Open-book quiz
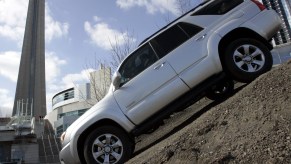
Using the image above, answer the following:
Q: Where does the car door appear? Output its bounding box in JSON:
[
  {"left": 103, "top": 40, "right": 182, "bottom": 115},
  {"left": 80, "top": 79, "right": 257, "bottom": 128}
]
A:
[
  {"left": 150, "top": 22, "right": 208, "bottom": 88},
  {"left": 113, "top": 43, "right": 189, "bottom": 125}
]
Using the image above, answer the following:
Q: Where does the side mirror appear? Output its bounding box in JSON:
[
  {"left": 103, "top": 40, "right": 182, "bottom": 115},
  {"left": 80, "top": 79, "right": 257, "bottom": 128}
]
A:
[{"left": 112, "top": 72, "right": 121, "bottom": 89}]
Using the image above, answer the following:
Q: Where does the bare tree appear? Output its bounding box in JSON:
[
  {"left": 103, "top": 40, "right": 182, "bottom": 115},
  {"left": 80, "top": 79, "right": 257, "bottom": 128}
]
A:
[
  {"left": 79, "top": 30, "right": 137, "bottom": 106},
  {"left": 79, "top": 58, "right": 112, "bottom": 106},
  {"left": 109, "top": 30, "right": 137, "bottom": 71},
  {"left": 161, "top": 0, "right": 201, "bottom": 24},
  {"left": 88, "top": 62, "right": 112, "bottom": 103},
  {"left": 176, "top": 0, "right": 192, "bottom": 15},
  {"left": 177, "top": 0, "right": 203, "bottom": 15}
]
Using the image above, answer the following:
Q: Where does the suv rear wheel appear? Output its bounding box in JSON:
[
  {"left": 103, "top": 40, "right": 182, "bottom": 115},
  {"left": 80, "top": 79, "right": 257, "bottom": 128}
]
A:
[
  {"left": 223, "top": 38, "right": 272, "bottom": 83},
  {"left": 83, "top": 126, "right": 133, "bottom": 164}
]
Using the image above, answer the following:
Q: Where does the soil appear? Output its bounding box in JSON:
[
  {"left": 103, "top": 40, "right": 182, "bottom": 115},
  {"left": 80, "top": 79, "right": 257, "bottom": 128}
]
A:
[{"left": 128, "top": 60, "right": 291, "bottom": 164}]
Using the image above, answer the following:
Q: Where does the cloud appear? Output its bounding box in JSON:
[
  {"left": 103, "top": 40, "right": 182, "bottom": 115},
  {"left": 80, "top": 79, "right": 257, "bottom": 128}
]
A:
[
  {"left": 0, "top": 0, "right": 28, "bottom": 43},
  {"left": 0, "top": 0, "right": 69, "bottom": 44},
  {"left": 0, "top": 88, "right": 13, "bottom": 117},
  {"left": 84, "top": 20, "right": 136, "bottom": 50},
  {"left": 45, "top": 53, "right": 92, "bottom": 93},
  {"left": 116, "top": 0, "right": 179, "bottom": 15},
  {"left": 0, "top": 51, "right": 21, "bottom": 82},
  {"left": 0, "top": 51, "right": 67, "bottom": 114},
  {"left": 44, "top": 52, "right": 68, "bottom": 112},
  {"left": 0, "top": 51, "right": 94, "bottom": 114},
  {"left": 93, "top": 16, "right": 102, "bottom": 22},
  {"left": 0, "top": 51, "right": 97, "bottom": 114},
  {"left": 61, "top": 69, "right": 94, "bottom": 88},
  {"left": 45, "top": 52, "right": 67, "bottom": 84},
  {"left": 45, "top": 3, "right": 69, "bottom": 43},
  {"left": 0, "top": 51, "right": 67, "bottom": 84}
]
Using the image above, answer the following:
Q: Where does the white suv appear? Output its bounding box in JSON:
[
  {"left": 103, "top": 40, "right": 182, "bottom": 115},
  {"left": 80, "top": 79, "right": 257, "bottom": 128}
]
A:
[{"left": 60, "top": 0, "right": 282, "bottom": 163}]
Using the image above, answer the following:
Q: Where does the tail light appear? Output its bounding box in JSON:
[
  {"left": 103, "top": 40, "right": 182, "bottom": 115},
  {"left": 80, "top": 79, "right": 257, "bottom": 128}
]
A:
[{"left": 251, "top": 0, "right": 266, "bottom": 11}]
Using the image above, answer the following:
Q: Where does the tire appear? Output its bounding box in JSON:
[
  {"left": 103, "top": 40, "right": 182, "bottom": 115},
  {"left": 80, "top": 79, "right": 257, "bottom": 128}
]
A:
[
  {"left": 83, "top": 126, "right": 133, "bottom": 164},
  {"left": 206, "top": 79, "right": 234, "bottom": 101},
  {"left": 223, "top": 38, "right": 273, "bottom": 83}
]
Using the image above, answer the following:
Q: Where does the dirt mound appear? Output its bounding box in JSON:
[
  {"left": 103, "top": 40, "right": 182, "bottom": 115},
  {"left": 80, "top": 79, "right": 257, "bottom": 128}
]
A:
[{"left": 128, "top": 60, "right": 291, "bottom": 164}]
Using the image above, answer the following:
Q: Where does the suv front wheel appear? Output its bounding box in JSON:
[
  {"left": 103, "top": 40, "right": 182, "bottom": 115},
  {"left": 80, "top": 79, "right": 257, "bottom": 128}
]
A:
[
  {"left": 223, "top": 38, "right": 273, "bottom": 83},
  {"left": 206, "top": 79, "right": 234, "bottom": 101},
  {"left": 83, "top": 125, "right": 133, "bottom": 164}
]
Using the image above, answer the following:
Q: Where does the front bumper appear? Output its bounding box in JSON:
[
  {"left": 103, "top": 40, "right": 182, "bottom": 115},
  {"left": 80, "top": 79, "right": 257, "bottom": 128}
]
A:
[{"left": 59, "top": 142, "right": 79, "bottom": 164}]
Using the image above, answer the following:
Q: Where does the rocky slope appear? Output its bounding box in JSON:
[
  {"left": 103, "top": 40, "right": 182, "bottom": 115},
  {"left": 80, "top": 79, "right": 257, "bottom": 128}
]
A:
[{"left": 128, "top": 60, "right": 291, "bottom": 163}]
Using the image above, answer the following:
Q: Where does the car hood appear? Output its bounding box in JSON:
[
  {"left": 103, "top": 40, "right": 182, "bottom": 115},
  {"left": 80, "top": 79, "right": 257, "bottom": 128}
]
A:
[{"left": 64, "top": 90, "right": 119, "bottom": 139}]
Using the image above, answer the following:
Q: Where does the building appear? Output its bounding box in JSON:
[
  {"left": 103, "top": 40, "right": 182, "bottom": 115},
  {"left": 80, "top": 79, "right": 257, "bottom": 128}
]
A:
[
  {"left": 0, "top": 116, "right": 61, "bottom": 163},
  {"left": 261, "top": 0, "right": 291, "bottom": 45},
  {"left": 45, "top": 66, "right": 112, "bottom": 137},
  {"left": 45, "top": 84, "right": 92, "bottom": 137},
  {"left": 89, "top": 64, "right": 112, "bottom": 102},
  {"left": 12, "top": 0, "right": 46, "bottom": 118},
  {"left": 0, "top": 0, "right": 51, "bottom": 163}
]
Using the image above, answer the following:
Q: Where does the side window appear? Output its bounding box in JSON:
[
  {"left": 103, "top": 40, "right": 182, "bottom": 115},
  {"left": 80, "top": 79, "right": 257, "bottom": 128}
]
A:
[
  {"left": 192, "top": 0, "right": 244, "bottom": 15},
  {"left": 178, "top": 22, "right": 203, "bottom": 38},
  {"left": 119, "top": 43, "right": 158, "bottom": 86},
  {"left": 151, "top": 25, "right": 188, "bottom": 58},
  {"left": 151, "top": 23, "right": 203, "bottom": 58}
]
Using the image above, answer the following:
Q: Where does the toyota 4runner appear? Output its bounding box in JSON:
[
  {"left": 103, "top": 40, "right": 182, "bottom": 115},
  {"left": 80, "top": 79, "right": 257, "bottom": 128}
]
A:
[{"left": 60, "top": 0, "right": 282, "bottom": 163}]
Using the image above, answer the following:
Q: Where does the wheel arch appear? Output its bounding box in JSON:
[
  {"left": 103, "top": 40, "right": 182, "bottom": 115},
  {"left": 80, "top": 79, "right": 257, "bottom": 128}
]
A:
[
  {"left": 218, "top": 27, "right": 273, "bottom": 69},
  {"left": 76, "top": 118, "right": 134, "bottom": 164}
]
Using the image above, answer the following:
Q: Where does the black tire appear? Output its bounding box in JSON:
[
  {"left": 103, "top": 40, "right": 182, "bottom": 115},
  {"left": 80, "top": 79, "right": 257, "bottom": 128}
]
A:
[
  {"left": 223, "top": 38, "right": 273, "bottom": 83},
  {"left": 206, "top": 79, "right": 234, "bottom": 101},
  {"left": 83, "top": 126, "right": 133, "bottom": 164}
]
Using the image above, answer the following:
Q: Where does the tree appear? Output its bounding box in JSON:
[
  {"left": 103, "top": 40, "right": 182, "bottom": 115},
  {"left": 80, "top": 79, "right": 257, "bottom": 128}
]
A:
[
  {"left": 161, "top": 0, "right": 201, "bottom": 24},
  {"left": 88, "top": 62, "right": 112, "bottom": 103},
  {"left": 78, "top": 59, "right": 112, "bottom": 106},
  {"left": 176, "top": 0, "right": 193, "bottom": 15},
  {"left": 80, "top": 30, "right": 137, "bottom": 106},
  {"left": 109, "top": 30, "right": 137, "bottom": 71}
]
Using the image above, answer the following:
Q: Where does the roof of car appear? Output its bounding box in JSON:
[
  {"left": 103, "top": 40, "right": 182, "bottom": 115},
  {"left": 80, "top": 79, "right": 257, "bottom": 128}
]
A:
[{"left": 138, "top": 0, "right": 212, "bottom": 46}]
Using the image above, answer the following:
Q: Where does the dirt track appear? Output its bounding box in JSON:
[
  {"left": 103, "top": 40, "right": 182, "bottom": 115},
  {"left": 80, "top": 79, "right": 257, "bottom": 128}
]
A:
[{"left": 128, "top": 60, "right": 291, "bottom": 163}]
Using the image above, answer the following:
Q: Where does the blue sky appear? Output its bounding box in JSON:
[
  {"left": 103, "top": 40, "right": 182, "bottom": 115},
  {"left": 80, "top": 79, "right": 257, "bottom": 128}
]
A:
[{"left": 0, "top": 0, "right": 201, "bottom": 117}]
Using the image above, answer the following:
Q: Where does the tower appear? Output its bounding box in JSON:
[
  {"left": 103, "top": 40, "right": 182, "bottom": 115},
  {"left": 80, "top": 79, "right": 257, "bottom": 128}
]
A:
[
  {"left": 12, "top": 0, "right": 46, "bottom": 118},
  {"left": 262, "top": 0, "right": 291, "bottom": 45}
]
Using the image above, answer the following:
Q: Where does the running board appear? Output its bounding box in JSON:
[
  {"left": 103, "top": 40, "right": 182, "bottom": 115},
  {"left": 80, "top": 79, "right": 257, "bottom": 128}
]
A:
[{"left": 131, "top": 72, "right": 227, "bottom": 136}]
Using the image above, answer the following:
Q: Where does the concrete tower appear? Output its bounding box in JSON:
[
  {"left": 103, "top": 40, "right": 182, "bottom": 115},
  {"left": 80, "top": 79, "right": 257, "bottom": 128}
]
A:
[
  {"left": 262, "top": 0, "right": 291, "bottom": 45},
  {"left": 12, "top": 0, "right": 46, "bottom": 118}
]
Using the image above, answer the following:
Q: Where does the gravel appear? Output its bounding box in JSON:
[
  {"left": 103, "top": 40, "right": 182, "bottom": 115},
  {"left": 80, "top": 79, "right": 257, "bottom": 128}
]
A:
[{"left": 128, "top": 60, "right": 291, "bottom": 164}]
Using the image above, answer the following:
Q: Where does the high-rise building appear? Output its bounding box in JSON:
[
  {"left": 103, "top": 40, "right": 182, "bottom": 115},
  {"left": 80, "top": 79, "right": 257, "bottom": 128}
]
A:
[
  {"left": 12, "top": 0, "right": 46, "bottom": 118},
  {"left": 262, "top": 0, "right": 291, "bottom": 45}
]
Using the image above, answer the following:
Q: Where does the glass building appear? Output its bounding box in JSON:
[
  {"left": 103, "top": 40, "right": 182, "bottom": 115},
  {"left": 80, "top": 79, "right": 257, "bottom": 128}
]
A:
[
  {"left": 45, "top": 66, "right": 112, "bottom": 137},
  {"left": 50, "top": 84, "right": 91, "bottom": 137},
  {"left": 262, "top": 0, "right": 291, "bottom": 45}
]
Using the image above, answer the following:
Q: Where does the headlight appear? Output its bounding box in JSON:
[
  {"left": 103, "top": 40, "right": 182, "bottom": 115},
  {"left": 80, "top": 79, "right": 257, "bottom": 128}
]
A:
[{"left": 60, "top": 131, "right": 66, "bottom": 143}]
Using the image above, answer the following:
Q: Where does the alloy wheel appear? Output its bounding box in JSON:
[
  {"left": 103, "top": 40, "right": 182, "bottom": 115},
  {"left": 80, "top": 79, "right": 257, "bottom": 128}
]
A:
[
  {"left": 91, "top": 133, "right": 123, "bottom": 163},
  {"left": 232, "top": 44, "right": 265, "bottom": 73}
]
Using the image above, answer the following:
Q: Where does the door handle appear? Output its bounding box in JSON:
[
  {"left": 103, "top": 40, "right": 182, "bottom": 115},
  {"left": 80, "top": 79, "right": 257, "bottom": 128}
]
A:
[
  {"left": 154, "top": 62, "right": 165, "bottom": 70},
  {"left": 196, "top": 34, "right": 207, "bottom": 41}
]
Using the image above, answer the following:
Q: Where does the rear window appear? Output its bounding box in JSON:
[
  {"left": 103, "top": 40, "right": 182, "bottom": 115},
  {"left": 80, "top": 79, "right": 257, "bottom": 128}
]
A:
[
  {"left": 151, "top": 25, "right": 189, "bottom": 58},
  {"left": 150, "top": 23, "right": 203, "bottom": 58},
  {"left": 192, "top": 0, "right": 244, "bottom": 15},
  {"left": 178, "top": 22, "right": 203, "bottom": 37}
]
